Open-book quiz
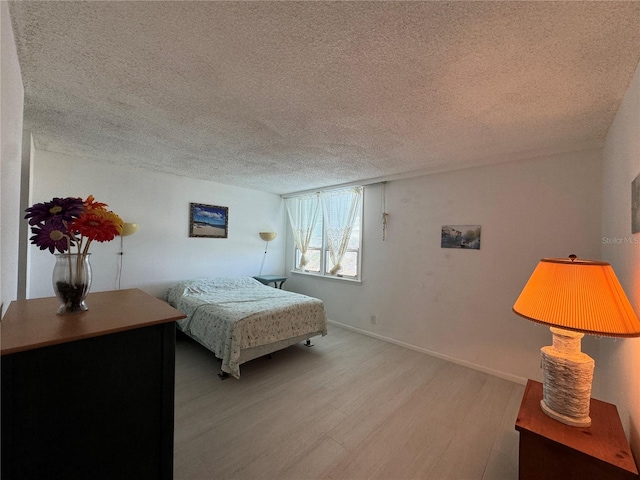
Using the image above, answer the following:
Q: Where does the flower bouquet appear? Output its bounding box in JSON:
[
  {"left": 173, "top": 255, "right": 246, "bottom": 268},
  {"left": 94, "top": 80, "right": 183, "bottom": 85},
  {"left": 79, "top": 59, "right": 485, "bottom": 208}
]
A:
[{"left": 25, "top": 195, "right": 123, "bottom": 314}]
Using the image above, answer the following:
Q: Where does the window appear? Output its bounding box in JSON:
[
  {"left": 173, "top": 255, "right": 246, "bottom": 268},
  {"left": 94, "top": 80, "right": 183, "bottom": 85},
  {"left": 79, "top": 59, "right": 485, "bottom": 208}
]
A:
[{"left": 286, "top": 187, "right": 363, "bottom": 280}]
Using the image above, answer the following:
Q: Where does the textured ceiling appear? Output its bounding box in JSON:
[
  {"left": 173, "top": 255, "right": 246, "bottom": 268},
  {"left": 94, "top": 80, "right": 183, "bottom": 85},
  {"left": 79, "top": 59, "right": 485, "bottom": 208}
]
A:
[{"left": 9, "top": 1, "right": 640, "bottom": 195}]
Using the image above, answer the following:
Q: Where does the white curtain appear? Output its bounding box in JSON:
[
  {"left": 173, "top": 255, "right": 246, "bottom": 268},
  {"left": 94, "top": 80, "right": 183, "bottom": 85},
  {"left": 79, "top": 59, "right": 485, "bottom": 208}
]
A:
[
  {"left": 321, "top": 187, "right": 362, "bottom": 275},
  {"left": 285, "top": 193, "right": 320, "bottom": 269}
]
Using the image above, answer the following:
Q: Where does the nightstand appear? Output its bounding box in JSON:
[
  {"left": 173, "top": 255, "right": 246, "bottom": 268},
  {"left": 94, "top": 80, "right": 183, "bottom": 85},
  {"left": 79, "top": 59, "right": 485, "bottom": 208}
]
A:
[
  {"left": 515, "top": 379, "right": 638, "bottom": 480},
  {"left": 253, "top": 275, "right": 287, "bottom": 289}
]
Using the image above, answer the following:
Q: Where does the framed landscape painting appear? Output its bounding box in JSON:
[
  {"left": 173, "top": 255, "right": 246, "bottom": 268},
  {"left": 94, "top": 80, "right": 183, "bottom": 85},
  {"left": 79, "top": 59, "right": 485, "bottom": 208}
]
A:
[
  {"left": 441, "top": 225, "right": 481, "bottom": 249},
  {"left": 189, "top": 203, "right": 228, "bottom": 238}
]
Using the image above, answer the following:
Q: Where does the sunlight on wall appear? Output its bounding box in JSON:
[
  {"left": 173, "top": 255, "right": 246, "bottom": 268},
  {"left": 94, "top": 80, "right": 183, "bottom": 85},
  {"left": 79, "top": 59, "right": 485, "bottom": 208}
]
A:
[{"left": 601, "top": 57, "right": 640, "bottom": 458}]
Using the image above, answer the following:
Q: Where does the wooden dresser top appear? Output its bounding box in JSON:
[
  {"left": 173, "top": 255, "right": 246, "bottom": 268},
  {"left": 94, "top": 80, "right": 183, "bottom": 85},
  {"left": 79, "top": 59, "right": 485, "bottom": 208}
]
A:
[{"left": 1, "top": 288, "right": 185, "bottom": 355}]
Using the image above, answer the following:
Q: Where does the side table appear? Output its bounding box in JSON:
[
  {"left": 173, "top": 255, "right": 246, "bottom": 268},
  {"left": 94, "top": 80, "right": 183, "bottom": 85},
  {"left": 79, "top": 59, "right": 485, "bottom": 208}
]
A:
[
  {"left": 515, "top": 379, "right": 638, "bottom": 480},
  {"left": 253, "top": 275, "right": 287, "bottom": 289}
]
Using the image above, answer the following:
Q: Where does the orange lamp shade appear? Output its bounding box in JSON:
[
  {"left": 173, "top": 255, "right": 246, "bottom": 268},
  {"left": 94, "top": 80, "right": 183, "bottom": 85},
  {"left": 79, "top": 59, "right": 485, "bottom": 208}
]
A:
[{"left": 513, "top": 257, "right": 640, "bottom": 337}]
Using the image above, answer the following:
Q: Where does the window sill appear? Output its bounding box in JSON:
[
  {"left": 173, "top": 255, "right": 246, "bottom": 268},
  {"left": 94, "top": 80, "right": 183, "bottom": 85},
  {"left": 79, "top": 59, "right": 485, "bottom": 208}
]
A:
[{"left": 290, "top": 270, "right": 362, "bottom": 285}]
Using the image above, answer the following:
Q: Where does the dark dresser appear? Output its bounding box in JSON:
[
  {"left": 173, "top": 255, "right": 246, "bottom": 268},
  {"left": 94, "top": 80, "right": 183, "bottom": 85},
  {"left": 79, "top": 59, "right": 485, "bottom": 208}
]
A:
[{"left": 1, "top": 288, "right": 185, "bottom": 480}]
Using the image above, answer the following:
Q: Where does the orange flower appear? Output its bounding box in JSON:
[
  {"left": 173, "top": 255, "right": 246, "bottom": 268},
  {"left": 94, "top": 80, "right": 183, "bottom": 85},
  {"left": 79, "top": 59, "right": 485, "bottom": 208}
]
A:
[
  {"left": 83, "top": 194, "right": 108, "bottom": 213},
  {"left": 70, "top": 209, "right": 123, "bottom": 243}
]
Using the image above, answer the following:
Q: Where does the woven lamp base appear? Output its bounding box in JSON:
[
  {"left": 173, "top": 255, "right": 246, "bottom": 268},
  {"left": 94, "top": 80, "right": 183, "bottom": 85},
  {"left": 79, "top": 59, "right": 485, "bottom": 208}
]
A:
[{"left": 540, "top": 327, "right": 595, "bottom": 427}]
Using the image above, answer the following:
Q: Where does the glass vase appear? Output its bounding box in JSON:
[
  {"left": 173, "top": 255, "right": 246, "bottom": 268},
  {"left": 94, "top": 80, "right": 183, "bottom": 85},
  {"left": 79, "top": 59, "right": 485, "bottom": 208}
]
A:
[{"left": 52, "top": 253, "right": 92, "bottom": 315}]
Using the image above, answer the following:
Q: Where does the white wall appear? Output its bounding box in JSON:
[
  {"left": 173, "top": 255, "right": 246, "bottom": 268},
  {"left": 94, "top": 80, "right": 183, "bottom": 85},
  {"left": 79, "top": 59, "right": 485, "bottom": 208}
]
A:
[
  {"left": 600, "top": 59, "right": 640, "bottom": 458},
  {"left": 1, "top": 1, "right": 24, "bottom": 316},
  {"left": 287, "top": 149, "right": 604, "bottom": 385},
  {"left": 28, "top": 150, "right": 285, "bottom": 298}
]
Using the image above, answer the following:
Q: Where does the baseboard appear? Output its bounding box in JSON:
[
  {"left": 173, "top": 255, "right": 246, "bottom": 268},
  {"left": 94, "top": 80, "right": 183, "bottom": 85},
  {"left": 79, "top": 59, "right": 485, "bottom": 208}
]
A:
[{"left": 327, "top": 319, "right": 527, "bottom": 386}]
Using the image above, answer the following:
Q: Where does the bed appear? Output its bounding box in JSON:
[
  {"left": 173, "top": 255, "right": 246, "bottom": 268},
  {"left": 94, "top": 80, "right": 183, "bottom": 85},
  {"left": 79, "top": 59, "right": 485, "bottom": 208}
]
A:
[{"left": 165, "top": 277, "right": 327, "bottom": 378}]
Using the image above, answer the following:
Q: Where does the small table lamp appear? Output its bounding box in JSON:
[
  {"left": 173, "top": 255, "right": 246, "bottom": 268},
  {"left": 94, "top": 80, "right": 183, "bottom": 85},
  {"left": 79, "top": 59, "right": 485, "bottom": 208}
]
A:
[{"left": 513, "top": 255, "right": 640, "bottom": 427}]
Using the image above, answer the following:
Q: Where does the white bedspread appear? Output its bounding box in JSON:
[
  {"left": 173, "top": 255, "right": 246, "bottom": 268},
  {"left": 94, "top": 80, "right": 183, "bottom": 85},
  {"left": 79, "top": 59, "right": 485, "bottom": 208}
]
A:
[{"left": 165, "top": 277, "right": 327, "bottom": 378}]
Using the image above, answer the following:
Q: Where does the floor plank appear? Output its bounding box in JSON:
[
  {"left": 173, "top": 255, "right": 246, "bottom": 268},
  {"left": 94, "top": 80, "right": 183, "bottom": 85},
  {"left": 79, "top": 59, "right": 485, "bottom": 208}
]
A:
[{"left": 174, "top": 325, "right": 522, "bottom": 480}]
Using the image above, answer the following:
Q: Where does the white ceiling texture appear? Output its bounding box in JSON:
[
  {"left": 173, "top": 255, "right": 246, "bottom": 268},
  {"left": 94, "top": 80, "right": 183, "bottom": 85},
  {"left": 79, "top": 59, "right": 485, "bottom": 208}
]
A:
[{"left": 8, "top": 1, "right": 640, "bottom": 195}]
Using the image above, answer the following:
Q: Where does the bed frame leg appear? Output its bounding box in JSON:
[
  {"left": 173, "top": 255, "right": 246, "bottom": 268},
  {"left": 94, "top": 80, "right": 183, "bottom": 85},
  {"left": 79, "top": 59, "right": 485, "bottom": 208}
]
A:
[
  {"left": 218, "top": 371, "right": 230, "bottom": 380},
  {"left": 305, "top": 339, "right": 313, "bottom": 347}
]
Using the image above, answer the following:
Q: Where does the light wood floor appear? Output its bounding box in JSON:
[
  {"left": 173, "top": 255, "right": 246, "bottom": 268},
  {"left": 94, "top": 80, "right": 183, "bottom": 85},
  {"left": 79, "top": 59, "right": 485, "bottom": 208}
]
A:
[{"left": 173, "top": 324, "right": 524, "bottom": 480}]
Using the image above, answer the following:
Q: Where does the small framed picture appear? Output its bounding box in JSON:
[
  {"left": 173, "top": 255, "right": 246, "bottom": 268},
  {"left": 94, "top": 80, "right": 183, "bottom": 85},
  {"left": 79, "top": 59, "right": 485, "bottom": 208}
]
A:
[
  {"left": 441, "top": 225, "right": 481, "bottom": 249},
  {"left": 189, "top": 203, "right": 228, "bottom": 238}
]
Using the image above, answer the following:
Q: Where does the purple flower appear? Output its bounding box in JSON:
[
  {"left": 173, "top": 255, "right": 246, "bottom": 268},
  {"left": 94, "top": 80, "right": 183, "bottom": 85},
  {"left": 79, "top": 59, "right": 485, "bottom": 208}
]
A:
[
  {"left": 29, "top": 219, "right": 73, "bottom": 254},
  {"left": 25, "top": 197, "right": 85, "bottom": 226}
]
